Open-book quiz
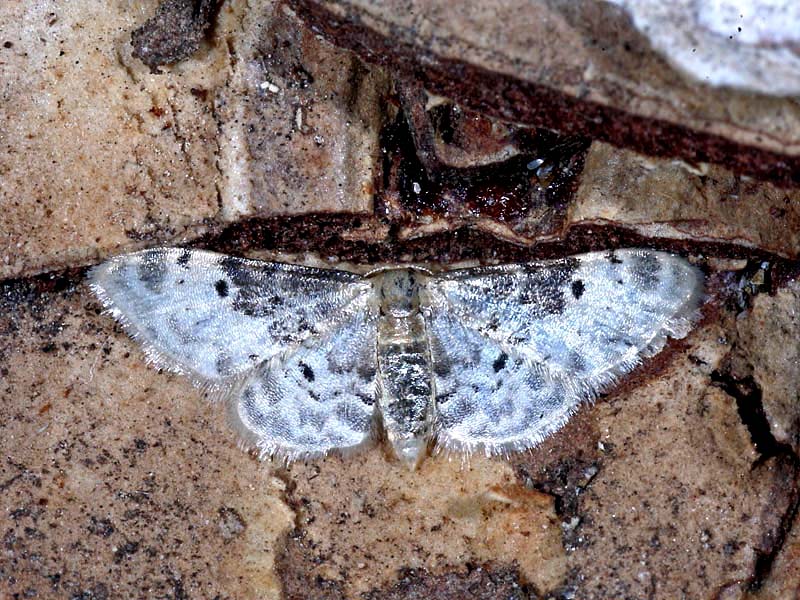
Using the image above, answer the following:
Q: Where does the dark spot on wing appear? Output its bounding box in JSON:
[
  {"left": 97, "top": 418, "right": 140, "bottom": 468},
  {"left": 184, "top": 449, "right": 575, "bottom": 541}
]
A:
[
  {"left": 606, "top": 251, "right": 623, "bottom": 264},
  {"left": 216, "top": 354, "right": 234, "bottom": 377},
  {"left": 241, "top": 386, "right": 261, "bottom": 417},
  {"left": 166, "top": 315, "right": 193, "bottom": 344},
  {"left": 136, "top": 256, "right": 167, "bottom": 293},
  {"left": 219, "top": 256, "right": 274, "bottom": 289},
  {"left": 299, "top": 361, "right": 315, "bottom": 382},
  {"left": 438, "top": 396, "right": 477, "bottom": 428},
  {"left": 519, "top": 257, "right": 578, "bottom": 317},
  {"left": 493, "top": 352, "right": 508, "bottom": 373},
  {"left": 568, "top": 351, "right": 586, "bottom": 374},
  {"left": 297, "top": 318, "right": 314, "bottom": 335},
  {"left": 356, "top": 393, "right": 375, "bottom": 407},
  {"left": 571, "top": 279, "right": 585, "bottom": 300},
  {"left": 232, "top": 288, "right": 274, "bottom": 318},
  {"left": 215, "top": 279, "right": 229, "bottom": 298},
  {"left": 432, "top": 357, "right": 452, "bottom": 377},
  {"left": 631, "top": 252, "right": 662, "bottom": 288},
  {"left": 436, "top": 391, "right": 454, "bottom": 405},
  {"left": 334, "top": 401, "right": 371, "bottom": 428},
  {"left": 220, "top": 258, "right": 326, "bottom": 319},
  {"left": 356, "top": 360, "right": 376, "bottom": 383},
  {"left": 327, "top": 355, "right": 353, "bottom": 376},
  {"left": 176, "top": 250, "right": 191, "bottom": 268}
]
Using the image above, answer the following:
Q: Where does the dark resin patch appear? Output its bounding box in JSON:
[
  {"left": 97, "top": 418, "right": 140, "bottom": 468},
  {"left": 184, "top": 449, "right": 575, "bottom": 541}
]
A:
[
  {"left": 131, "top": 0, "right": 219, "bottom": 72},
  {"left": 631, "top": 253, "right": 662, "bottom": 288},
  {"left": 215, "top": 279, "right": 229, "bottom": 298},
  {"left": 492, "top": 352, "right": 508, "bottom": 373},
  {"left": 299, "top": 361, "right": 315, "bottom": 382},
  {"left": 136, "top": 256, "right": 167, "bottom": 292},
  {"left": 571, "top": 279, "right": 585, "bottom": 299}
]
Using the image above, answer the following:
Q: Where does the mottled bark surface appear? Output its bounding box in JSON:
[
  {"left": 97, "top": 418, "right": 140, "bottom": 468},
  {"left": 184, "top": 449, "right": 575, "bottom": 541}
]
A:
[{"left": 2, "top": 1, "right": 800, "bottom": 599}]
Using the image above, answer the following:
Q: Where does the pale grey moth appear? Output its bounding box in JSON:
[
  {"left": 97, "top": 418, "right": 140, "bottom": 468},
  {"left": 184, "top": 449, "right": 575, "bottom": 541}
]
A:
[{"left": 89, "top": 248, "right": 703, "bottom": 469}]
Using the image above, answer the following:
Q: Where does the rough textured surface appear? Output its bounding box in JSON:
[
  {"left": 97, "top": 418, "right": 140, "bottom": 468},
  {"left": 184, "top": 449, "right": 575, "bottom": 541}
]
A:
[
  {"left": 277, "top": 454, "right": 564, "bottom": 597},
  {"left": 290, "top": 0, "right": 800, "bottom": 186},
  {"left": 3, "top": 0, "right": 800, "bottom": 598},
  {"left": 360, "top": 564, "right": 529, "bottom": 600},
  {"left": 561, "top": 322, "right": 799, "bottom": 598},
  {"left": 131, "top": 0, "right": 219, "bottom": 71},
  {"left": 0, "top": 277, "right": 294, "bottom": 599},
  {"left": 4, "top": 0, "right": 798, "bottom": 281},
  {"left": 0, "top": 1, "right": 224, "bottom": 279},
  {"left": 571, "top": 143, "right": 800, "bottom": 259},
  {"left": 609, "top": 0, "right": 800, "bottom": 96},
  {"left": 746, "top": 515, "right": 800, "bottom": 599},
  {"left": 216, "top": 3, "right": 390, "bottom": 220},
  {"left": 733, "top": 279, "right": 800, "bottom": 453}
]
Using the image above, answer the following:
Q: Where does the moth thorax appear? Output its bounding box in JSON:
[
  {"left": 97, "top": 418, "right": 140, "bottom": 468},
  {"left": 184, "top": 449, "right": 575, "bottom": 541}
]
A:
[{"left": 376, "top": 269, "right": 422, "bottom": 317}]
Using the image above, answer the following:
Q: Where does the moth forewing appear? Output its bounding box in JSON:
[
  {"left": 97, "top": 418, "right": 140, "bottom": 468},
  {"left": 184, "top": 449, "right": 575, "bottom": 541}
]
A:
[{"left": 90, "top": 247, "right": 703, "bottom": 467}]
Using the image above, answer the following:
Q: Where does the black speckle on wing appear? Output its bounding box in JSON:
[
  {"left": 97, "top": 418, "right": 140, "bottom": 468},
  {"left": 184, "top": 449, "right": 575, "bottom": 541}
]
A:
[
  {"left": 232, "top": 287, "right": 275, "bottom": 318},
  {"left": 631, "top": 252, "right": 662, "bottom": 288},
  {"left": 166, "top": 315, "right": 193, "bottom": 345},
  {"left": 571, "top": 279, "right": 585, "bottom": 300},
  {"left": 356, "top": 392, "right": 375, "bottom": 407},
  {"left": 568, "top": 350, "right": 586, "bottom": 374},
  {"left": 176, "top": 249, "right": 191, "bottom": 268},
  {"left": 432, "top": 357, "right": 452, "bottom": 377},
  {"left": 137, "top": 256, "right": 167, "bottom": 292},
  {"left": 215, "top": 279, "right": 229, "bottom": 298},
  {"left": 219, "top": 256, "right": 275, "bottom": 288},
  {"left": 356, "top": 360, "right": 377, "bottom": 383},
  {"left": 216, "top": 257, "right": 276, "bottom": 317},
  {"left": 605, "top": 250, "right": 624, "bottom": 264},
  {"left": 519, "top": 257, "right": 578, "bottom": 317},
  {"left": 299, "top": 361, "right": 315, "bottom": 382},
  {"left": 216, "top": 354, "right": 234, "bottom": 377},
  {"left": 492, "top": 352, "right": 508, "bottom": 373}
]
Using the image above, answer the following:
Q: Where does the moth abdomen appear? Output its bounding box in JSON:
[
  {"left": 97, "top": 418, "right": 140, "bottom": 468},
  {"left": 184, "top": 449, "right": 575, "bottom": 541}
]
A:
[{"left": 375, "top": 279, "right": 435, "bottom": 469}]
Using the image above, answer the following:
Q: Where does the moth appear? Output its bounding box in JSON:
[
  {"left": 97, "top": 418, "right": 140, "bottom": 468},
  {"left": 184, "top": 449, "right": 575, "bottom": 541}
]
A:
[{"left": 89, "top": 248, "right": 703, "bottom": 468}]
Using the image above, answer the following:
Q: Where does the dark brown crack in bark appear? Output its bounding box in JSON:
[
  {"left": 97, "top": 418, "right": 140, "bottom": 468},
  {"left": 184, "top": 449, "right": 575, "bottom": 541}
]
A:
[{"left": 288, "top": 0, "right": 800, "bottom": 188}]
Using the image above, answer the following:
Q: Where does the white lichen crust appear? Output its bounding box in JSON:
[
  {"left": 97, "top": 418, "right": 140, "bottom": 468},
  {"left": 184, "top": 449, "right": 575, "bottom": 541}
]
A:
[{"left": 89, "top": 248, "right": 704, "bottom": 467}]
